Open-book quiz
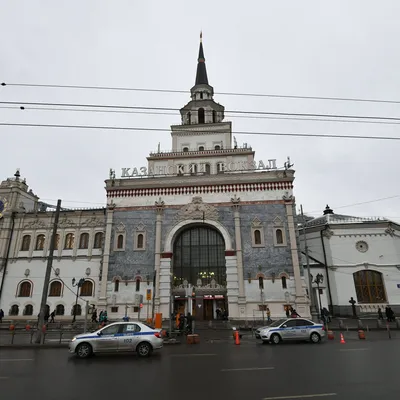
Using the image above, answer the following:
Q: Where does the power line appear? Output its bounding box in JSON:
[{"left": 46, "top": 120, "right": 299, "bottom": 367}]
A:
[
  {"left": 1, "top": 122, "right": 399, "bottom": 141},
  {"left": 2, "top": 82, "right": 400, "bottom": 105},
  {"left": 304, "top": 195, "right": 400, "bottom": 214},
  {"left": 1, "top": 100, "right": 399, "bottom": 122},
  {"left": 2, "top": 105, "right": 399, "bottom": 126}
]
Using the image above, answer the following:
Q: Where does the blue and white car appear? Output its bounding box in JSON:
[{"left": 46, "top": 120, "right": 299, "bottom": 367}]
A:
[
  {"left": 69, "top": 321, "right": 164, "bottom": 358},
  {"left": 254, "top": 318, "right": 326, "bottom": 344}
]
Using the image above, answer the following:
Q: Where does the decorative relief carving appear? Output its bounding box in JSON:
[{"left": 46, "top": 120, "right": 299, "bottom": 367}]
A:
[
  {"left": 385, "top": 225, "right": 395, "bottom": 237},
  {"left": 322, "top": 229, "right": 334, "bottom": 239},
  {"left": 135, "top": 222, "right": 146, "bottom": 232},
  {"left": 282, "top": 191, "right": 294, "bottom": 202},
  {"left": 23, "top": 219, "right": 47, "bottom": 229},
  {"left": 58, "top": 217, "right": 75, "bottom": 228},
  {"left": 274, "top": 216, "right": 283, "bottom": 226},
  {"left": 252, "top": 217, "right": 262, "bottom": 227},
  {"left": 174, "top": 197, "right": 218, "bottom": 222},
  {"left": 116, "top": 222, "right": 126, "bottom": 232},
  {"left": 81, "top": 216, "right": 103, "bottom": 227},
  {"left": 231, "top": 194, "right": 240, "bottom": 210}
]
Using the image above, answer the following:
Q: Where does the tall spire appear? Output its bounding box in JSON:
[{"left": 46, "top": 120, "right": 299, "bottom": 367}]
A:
[{"left": 195, "top": 31, "right": 209, "bottom": 85}]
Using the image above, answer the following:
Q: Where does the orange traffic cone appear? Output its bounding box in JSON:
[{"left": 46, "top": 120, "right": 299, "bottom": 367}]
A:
[
  {"left": 340, "top": 333, "right": 346, "bottom": 344},
  {"left": 235, "top": 330, "right": 240, "bottom": 345}
]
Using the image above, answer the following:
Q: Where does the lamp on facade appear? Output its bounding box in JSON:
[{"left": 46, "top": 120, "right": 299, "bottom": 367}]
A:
[
  {"left": 247, "top": 272, "right": 251, "bottom": 283},
  {"left": 146, "top": 274, "right": 150, "bottom": 285},
  {"left": 313, "top": 273, "right": 324, "bottom": 318},
  {"left": 85, "top": 267, "right": 91, "bottom": 276},
  {"left": 271, "top": 272, "right": 276, "bottom": 283},
  {"left": 124, "top": 275, "right": 129, "bottom": 286},
  {"left": 71, "top": 277, "right": 85, "bottom": 323},
  {"left": 24, "top": 269, "right": 30, "bottom": 277}
]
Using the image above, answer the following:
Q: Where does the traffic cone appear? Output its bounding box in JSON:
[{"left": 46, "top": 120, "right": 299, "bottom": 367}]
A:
[
  {"left": 235, "top": 330, "right": 240, "bottom": 345},
  {"left": 340, "top": 333, "right": 346, "bottom": 344}
]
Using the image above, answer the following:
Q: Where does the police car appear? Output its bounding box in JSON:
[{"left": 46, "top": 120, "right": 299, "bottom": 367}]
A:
[
  {"left": 254, "top": 318, "right": 325, "bottom": 344},
  {"left": 69, "top": 321, "right": 164, "bottom": 358}
]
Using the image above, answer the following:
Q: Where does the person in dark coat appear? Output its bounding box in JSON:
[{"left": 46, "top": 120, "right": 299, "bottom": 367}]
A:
[
  {"left": 378, "top": 307, "right": 384, "bottom": 320},
  {"left": 50, "top": 310, "right": 55, "bottom": 323}
]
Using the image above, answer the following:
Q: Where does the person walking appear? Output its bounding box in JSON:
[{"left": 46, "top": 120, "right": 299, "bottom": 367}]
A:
[
  {"left": 266, "top": 307, "right": 271, "bottom": 322},
  {"left": 378, "top": 307, "right": 384, "bottom": 320},
  {"left": 91, "top": 309, "right": 98, "bottom": 323},
  {"left": 0, "top": 309, "right": 4, "bottom": 323},
  {"left": 50, "top": 310, "right": 55, "bottom": 323}
]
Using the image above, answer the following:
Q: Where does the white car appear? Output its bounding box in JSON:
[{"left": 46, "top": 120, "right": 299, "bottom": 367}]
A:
[
  {"left": 69, "top": 321, "right": 163, "bottom": 358},
  {"left": 255, "top": 318, "right": 326, "bottom": 344}
]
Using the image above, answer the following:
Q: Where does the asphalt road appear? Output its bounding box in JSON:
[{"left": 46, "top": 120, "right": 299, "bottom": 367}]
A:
[{"left": 1, "top": 335, "right": 399, "bottom": 400}]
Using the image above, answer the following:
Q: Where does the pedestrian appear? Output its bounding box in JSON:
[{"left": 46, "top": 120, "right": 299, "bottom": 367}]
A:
[
  {"left": 285, "top": 307, "right": 290, "bottom": 318},
  {"left": 323, "top": 307, "right": 331, "bottom": 323},
  {"left": 378, "top": 307, "right": 383, "bottom": 320},
  {"left": 266, "top": 307, "right": 271, "bottom": 322},
  {"left": 385, "top": 306, "right": 390, "bottom": 322},
  {"left": 290, "top": 307, "right": 300, "bottom": 318},
  {"left": 387, "top": 306, "right": 395, "bottom": 322},
  {"left": 186, "top": 312, "right": 193, "bottom": 334},
  {"left": 0, "top": 308, "right": 4, "bottom": 323},
  {"left": 216, "top": 308, "right": 221, "bottom": 320},
  {"left": 50, "top": 310, "right": 55, "bottom": 323},
  {"left": 349, "top": 297, "right": 357, "bottom": 318},
  {"left": 91, "top": 309, "right": 98, "bottom": 323},
  {"left": 44, "top": 311, "right": 50, "bottom": 323}
]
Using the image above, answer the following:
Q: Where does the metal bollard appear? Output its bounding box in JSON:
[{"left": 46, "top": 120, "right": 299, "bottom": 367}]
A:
[
  {"left": 59, "top": 331, "right": 63, "bottom": 344},
  {"left": 11, "top": 330, "right": 16, "bottom": 344}
]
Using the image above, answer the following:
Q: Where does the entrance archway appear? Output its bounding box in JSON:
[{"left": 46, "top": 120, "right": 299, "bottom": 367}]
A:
[{"left": 172, "top": 225, "right": 227, "bottom": 320}]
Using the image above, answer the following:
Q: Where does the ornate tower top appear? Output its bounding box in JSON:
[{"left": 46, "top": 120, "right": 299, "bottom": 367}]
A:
[{"left": 179, "top": 34, "right": 225, "bottom": 126}]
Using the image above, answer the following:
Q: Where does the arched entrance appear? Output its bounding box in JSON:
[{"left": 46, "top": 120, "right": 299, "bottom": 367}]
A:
[{"left": 172, "top": 225, "right": 227, "bottom": 320}]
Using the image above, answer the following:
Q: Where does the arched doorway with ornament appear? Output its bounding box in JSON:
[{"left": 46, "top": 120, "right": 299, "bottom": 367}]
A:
[{"left": 172, "top": 224, "right": 228, "bottom": 320}]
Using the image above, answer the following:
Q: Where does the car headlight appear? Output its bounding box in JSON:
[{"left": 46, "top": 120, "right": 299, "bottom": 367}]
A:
[{"left": 71, "top": 337, "right": 77, "bottom": 342}]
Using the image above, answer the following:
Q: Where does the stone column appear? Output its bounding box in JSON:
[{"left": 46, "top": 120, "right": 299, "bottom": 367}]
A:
[
  {"left": 154, "top": 198, "right": 165, "bottom": 310},
  {"left": 98, "top": 203, "right": 115, "bottom": 307},
  {"left": 159, "top": 255, "right": 172, "bottom": 317},
  {"left": 283, "top": 193, "right": 310, "bottom": 318},
  {"left": 231, "top": 195, "right": 245, "bottom": 300}
]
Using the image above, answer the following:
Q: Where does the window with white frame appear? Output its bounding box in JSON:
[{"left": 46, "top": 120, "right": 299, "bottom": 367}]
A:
[
  {"left": 273, "top": 216, "right": 287, "bottom": 246},
  {"left": 251, "top": 217, "right": 265, "bottom": 247},
  {"left": 114, "top": 223, "right": 126, "bottom": 251}
]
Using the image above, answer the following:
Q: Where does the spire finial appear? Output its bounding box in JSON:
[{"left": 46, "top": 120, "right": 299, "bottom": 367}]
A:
[{"left": 200, "top": 31, "right": 202, "bottom": 42}]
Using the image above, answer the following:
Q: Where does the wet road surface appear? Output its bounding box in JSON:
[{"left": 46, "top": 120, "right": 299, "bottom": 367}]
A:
[{"left": 1, "top": 335, "right": 399, "bottom": 400}]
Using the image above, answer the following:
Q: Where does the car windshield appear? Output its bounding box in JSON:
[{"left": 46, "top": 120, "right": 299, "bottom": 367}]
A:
[{"left": 268, "top": 319, "right": 288, "bottom": 327}]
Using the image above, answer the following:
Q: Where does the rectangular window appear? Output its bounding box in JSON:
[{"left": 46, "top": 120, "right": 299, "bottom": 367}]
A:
[
  {"left": 319, "top": 289, "right": 323, "bottom": 295},
  {"left": 111, "top": 307, "right": 118, "bottom": 313},
  {"left": 258, "top": 304, "right": 267, "bottom": 311},
  {"left": 133, "top": 306, "right": 139, "bottom": 313}
]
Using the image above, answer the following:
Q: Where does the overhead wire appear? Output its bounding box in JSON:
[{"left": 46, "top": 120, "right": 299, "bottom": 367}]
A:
[
  {"left": 1, "top": 105, "right": 399, "bottom": 126},
  {"left": 1, "top": 100, "right": 399, "bottom": 121},
  {"left": 1, "top": 122, "right": 399, "bottom": 141},
  {"left": 2, "top": 82, "right": 400, "bottom": 105}
]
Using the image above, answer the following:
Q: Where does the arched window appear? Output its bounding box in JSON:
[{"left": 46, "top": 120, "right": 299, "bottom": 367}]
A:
[
  {"left": 72, "top": 304, "right": 82, "bottom": 316},
  {"left": 79, "top": 233, "right": 89, "bottom": 249},
  {"left": 214, "top": 145, "right": 221, "bottom": 150},
  {"left": 205, "top": 164, "right": 211, "bottom": 175},
  {"left": 254, "top": 230, "right": 261, "bottom": 245},
  {"left": 136, "top": 278, "right": 141, "bottom": 292},
  {"left": 281, "top": 276, "right": 287, "bottom": 289},
  {"left": 35, "top": 234, "right": 45, "bottom": 250},
  {"left": 10, "top": 305, "right": 19, "bottom": 316},
  {"left": 200, "top": 92, "right": 203, "bottom": 99},
  {"left": 94, "top": 232, "right": 103, "bottom": 249},
  {"left": 276, "top": 229, "right": 284, "bottom": 244},
  {"left": 353, "top": 270, "right": 386, "bottom": 303},
  {"left": 198, "top": 108, "right": 205, "bottom": 124},
  {"left": 54, "top": 234, "right": 60, "bottom": 250},
  {"left": 114, "top": 280, "right": 119, "bottom": 292},
  {"left": 80, "top": 280, "right": 93, "bottom": 297},
  {"left": 213, "top": 110, "right": 217, "bottom": 123},
  {"left": 64, "top": 233, "right": 75, "bottom": 249},
  {"left": 198, "top": 146, "right": 205, "bottom": 151},
  {"left": 21, "top": 235, "right": 31, "bottom": 251},
  {"left": 24, "top": 304, "right": 33, "bottom": 316},
  {"left": 137, "top": 234, "right": 144, "bottom": 249},
  {"left": 183, "top": 147, "right": 189, "bottom": 152},
  {"left": 49, "top": 281, "right": 62, "bottom": 297},
  {"left": 117, "top": 234, "right": 124, "bottom": 249},
  {"left": 173, "top": 226, "right": 226, "bottom": 287},
  {"left": 18, "top": 281, "right": 32, "bottom": 297},
  {"left": 56, "top": 304, "right": 65, "bottom": 315}
]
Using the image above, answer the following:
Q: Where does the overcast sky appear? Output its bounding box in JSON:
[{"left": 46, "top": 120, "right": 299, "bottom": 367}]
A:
[{"left": 1, "top": 1, "right": 399, "bottom": 222}]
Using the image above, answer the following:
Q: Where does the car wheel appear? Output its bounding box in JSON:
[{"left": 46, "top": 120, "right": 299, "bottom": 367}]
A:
[
  {"left": 310, "top": 332, "right": 321, "bottom": 343},
  {"left": 270, "top": 334, "right": 281, "bottom": 345},
  {"left": 136, "top": 342, "right": 152, "bottom": 357},
  {"left": 76, "top": 343, "right": 93, "bottom": 359}
]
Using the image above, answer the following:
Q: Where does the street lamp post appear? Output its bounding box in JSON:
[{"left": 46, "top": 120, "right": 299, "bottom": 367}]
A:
[
  {"left": 313, "top": 274, "right": 324, "bottom": 320},
  {"left": 72, "top": 278, "right": 85, "bottom": 323}
]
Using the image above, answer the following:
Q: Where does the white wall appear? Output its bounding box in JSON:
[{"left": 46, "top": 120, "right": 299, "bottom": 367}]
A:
[{"left": 0, "top": 258, "right": 101, "bottom": 319}]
